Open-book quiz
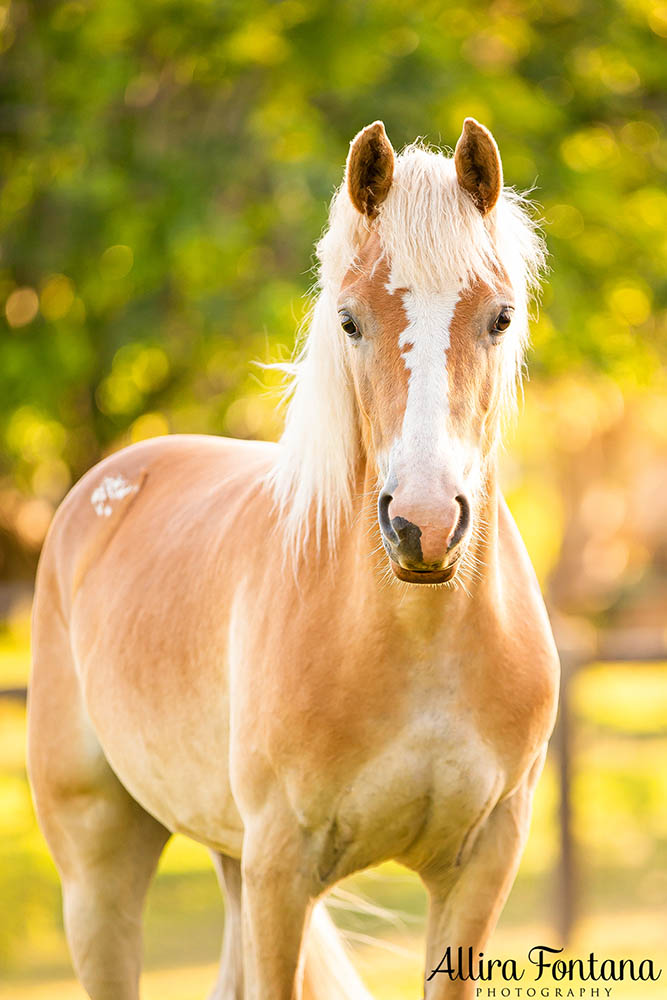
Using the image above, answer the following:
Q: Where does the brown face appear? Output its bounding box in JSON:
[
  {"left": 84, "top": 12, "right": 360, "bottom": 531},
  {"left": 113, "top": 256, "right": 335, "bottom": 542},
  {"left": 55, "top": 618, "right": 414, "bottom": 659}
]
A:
[{"left": 338, "top": 233, "right": 515, "bottom": 584}]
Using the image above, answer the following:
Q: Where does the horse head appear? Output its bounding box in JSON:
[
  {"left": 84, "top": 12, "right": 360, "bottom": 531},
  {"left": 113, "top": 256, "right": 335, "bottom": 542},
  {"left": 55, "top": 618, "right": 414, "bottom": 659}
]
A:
[{"left": 338, "top": 119, "right": 528, "bottom": 584}]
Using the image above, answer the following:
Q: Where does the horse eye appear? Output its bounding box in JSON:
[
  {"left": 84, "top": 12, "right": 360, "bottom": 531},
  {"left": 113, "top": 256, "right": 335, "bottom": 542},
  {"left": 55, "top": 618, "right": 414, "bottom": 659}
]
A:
[
  {"left": 339, "top": 312, "right": 361, "bottom": 340},
  {"left": 491, "top": 307, "right": 513, "bottom": 336}
]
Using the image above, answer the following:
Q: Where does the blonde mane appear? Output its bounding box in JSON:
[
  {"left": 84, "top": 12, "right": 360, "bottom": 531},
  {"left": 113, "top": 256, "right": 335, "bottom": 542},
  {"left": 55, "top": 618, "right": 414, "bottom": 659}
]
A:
[{"left": 267, "top": 142, "right": 546, "bottom": 556}]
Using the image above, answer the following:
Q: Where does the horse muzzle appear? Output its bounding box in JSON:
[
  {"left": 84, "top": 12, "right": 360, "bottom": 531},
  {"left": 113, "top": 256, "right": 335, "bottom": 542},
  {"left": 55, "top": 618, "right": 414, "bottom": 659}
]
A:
[{"left": 378, "top": 489, "right": 471, "bottom": 584}]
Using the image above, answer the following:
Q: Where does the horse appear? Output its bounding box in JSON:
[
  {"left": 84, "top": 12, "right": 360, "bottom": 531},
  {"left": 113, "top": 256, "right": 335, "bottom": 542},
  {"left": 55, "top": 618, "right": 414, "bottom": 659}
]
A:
[{"left": 27, "top": 118, "right": 559, "bottom": 1000}]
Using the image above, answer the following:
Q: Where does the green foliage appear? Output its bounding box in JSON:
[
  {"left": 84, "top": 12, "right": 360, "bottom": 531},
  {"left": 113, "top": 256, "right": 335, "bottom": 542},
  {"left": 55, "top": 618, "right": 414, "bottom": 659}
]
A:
[{"left": 0, "top": 0, "right": 665, "bottom": 574}]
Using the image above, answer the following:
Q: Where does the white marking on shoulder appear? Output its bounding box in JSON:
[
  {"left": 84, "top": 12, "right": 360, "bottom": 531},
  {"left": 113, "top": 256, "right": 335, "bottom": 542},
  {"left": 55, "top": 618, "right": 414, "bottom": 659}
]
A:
[{"left": 90, "top": 474, "right": 139, "bottom": 517}]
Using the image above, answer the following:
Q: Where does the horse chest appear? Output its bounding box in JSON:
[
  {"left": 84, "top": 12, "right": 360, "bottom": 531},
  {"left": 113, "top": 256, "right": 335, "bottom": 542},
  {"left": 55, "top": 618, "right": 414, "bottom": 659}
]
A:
[
  {"left": 232, "top": 569, "right": 555, "bottom": 875},
  {"left": 265, "top": 667, "right": 504, "bottom": 879}
]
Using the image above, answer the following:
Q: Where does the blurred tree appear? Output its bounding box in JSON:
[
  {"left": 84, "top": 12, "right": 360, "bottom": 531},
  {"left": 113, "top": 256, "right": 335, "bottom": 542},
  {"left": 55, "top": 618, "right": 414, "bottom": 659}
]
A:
[{"left": 0, "top": 0, "right": 665, "bottom": 585}]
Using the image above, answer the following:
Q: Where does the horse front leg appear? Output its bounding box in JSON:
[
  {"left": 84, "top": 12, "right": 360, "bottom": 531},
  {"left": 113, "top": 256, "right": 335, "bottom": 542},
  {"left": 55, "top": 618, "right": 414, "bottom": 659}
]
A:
[
  {"left": 421, "top": 752, "right": 546, "bottom": 1000},
  {"left": 241, "top": 808, "right": 315, "bottom": 1000}
]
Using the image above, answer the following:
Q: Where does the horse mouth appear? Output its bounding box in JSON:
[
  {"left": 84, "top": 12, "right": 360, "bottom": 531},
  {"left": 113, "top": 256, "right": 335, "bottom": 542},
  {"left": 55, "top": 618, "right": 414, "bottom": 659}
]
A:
[{"left": 389, "top": 558, "right": 460, "bottom": 585}]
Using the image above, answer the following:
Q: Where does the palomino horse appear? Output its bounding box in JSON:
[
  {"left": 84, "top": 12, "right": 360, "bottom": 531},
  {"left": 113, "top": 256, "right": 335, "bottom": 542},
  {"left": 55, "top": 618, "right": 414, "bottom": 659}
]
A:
[{"left": 28, "top": 119, "right": 559, "bottom": 1000}]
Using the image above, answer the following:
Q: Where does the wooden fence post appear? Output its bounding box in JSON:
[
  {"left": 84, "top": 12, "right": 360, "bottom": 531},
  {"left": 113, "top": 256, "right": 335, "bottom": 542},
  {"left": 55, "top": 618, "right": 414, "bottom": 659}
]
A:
[{"left": 555, "top": 655, "right": 574, "bottom": 945}]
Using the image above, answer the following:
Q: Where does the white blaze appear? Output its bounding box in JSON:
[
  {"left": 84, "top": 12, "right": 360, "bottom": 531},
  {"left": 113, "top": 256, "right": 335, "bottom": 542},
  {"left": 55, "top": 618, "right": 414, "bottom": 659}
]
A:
[{"left": 392, "top": 287, "right": 462, "bottom": 475}]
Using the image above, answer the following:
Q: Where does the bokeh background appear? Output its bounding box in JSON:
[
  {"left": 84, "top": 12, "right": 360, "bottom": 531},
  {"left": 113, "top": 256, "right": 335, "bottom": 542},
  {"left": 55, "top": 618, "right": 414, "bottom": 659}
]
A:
[{"left": 1, "top": 1, "right": 666, "bottom": 997}]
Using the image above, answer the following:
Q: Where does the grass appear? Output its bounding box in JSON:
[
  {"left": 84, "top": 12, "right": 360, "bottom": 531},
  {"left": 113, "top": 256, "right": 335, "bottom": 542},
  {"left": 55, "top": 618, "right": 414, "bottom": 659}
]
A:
[{"left": 2, "top": 629, "right": 666, "bottom": 998}]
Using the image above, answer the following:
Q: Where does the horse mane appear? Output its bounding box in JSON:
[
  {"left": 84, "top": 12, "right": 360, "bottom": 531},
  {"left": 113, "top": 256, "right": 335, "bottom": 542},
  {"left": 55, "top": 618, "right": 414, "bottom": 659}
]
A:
[{"left": 266, "top": 141, "right": 547, "bottom": 557}]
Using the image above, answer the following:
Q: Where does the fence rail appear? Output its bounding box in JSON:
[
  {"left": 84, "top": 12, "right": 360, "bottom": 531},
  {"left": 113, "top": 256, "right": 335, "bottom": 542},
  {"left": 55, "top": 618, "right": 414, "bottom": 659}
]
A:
[{"left": 0, "top": 686, "right": 27, "bottom": 702}]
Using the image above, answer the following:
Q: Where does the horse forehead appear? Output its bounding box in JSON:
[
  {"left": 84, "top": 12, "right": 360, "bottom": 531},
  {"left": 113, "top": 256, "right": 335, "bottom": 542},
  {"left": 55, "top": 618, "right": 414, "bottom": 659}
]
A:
[
  {"left": 342, "top": 232, "right": 510, "bottom": 351},
  {"left": 341, "top": 234, "right": 409, "bottom": 334},
  {"left": 340, "top": 231, "right": 391, "bottom": 293}
]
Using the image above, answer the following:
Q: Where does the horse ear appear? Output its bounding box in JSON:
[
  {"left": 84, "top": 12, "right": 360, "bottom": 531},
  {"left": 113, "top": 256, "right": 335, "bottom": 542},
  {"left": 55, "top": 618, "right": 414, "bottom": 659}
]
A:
[
  {"left": 454, "top": 118, "right": 503, "bottom": 216},
  {"left": 346, "top": 121, "right": 395, "bottom": 219}
]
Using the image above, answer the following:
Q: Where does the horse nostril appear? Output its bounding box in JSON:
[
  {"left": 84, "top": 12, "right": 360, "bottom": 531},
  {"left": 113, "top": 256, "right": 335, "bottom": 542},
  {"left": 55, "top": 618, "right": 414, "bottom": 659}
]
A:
[
  {"left": 448, "top": 494, "right": 470, "bottom": 550},
  {"left": 378, "top": 491, "right": 399, "bottom": 544}
]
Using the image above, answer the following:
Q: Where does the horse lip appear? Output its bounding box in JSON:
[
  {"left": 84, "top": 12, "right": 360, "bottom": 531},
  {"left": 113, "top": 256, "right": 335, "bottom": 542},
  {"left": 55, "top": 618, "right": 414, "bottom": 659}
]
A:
[{"left": 389, "top": 555, "right": 461, "bottom": 585}]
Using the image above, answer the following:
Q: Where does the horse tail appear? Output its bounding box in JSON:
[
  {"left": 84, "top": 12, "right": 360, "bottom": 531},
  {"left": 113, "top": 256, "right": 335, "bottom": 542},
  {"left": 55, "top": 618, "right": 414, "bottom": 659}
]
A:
[{"left": 301, "top": 901, "right": 374, "bottom": 1000}]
